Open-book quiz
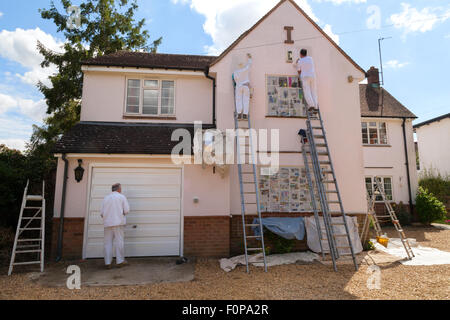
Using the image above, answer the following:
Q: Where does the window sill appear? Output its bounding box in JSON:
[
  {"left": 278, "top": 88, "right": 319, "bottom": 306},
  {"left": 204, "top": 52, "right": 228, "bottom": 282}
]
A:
[
  {"left": 363, "top": 144, "right": 391, "bottom": 148},
  {"left": 123, "top": 114, "right": 177, "bottom": 120},
  {"left": 265, "top": 115, "right": 307, "bottom": 119}
]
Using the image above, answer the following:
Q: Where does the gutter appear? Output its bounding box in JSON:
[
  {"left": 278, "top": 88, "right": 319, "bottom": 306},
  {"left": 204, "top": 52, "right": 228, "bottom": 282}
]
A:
[
  {"left": 402, "top": 118, "right": 414, "bottom": 217},
  {"left": 56, "top": 154, "right": 69, "bottom": 262},
  {"left": 204, "top": 66, "right": 216, "bottom": 127}
]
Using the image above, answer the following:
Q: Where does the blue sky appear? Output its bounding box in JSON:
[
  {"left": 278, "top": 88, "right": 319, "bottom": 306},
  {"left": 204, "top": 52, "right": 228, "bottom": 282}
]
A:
[{"left": 0, "top": 0, "right": 449, "bottom": 151}]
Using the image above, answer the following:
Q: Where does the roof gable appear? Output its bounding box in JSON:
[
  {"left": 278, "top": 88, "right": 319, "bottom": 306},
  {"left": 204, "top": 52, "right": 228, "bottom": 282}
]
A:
[{"left": 210, "top": 0, "right": 365, "bottom": 74}]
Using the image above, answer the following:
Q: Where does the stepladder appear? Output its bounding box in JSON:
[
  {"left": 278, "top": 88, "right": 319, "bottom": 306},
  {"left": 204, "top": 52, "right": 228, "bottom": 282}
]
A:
[
  {"left": 8, "top": 180, "right": 46, "bottom": 276},
  {"left": 362, "top": 178, "right": 415, "bottom": 260},
  {"left": 299, "top": 107, "right": 359, "bottom": 271}
]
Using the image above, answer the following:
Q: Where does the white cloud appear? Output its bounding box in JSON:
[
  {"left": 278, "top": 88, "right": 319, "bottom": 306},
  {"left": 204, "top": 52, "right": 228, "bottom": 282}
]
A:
[
  {"left": 389, "top": 3, "right": 450, "bottom": 36},
  {"left": 313, "top": 0, "right": 366, "bottom": 4},
  {"left": 385, "top": 60, "right": 410, "bottom": 69},
  {"left": 0, "top": 12, "right": 3, "bottom": 18},
  {"left": 0, "top": 93, "right": 47, "bottom": 122},
  {"left": 323, "top": 24, "right": 340, "bottom": 44},
  {"left": 0, "top": 28, "right": 64, "bottom": 86},
  {"left": 0, "top": 139, "right": 27, "bottom": 152},
  {"left": 171, "top": 0, "right": 318, "bottom": 55}
]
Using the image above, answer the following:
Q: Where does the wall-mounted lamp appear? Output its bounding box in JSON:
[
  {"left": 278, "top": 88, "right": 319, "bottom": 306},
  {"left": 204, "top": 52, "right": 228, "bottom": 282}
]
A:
[{"left": 74, "top": 159, "right": 85, "bottom": 183}]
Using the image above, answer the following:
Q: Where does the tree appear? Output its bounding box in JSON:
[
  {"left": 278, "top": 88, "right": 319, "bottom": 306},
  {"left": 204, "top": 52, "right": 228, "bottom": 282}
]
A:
[{"left": 29, "top": 0, "right": 161, "bottom": 156}]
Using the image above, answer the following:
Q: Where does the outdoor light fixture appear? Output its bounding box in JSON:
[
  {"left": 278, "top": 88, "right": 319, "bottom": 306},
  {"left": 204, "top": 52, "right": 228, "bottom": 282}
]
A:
[{"left": 74, "top": 159, "right": 85, "bottom": 183}]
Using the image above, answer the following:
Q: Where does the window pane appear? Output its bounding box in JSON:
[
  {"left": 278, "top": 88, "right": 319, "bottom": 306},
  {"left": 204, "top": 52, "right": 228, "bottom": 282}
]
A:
[
  {"left": 369, "top": 127, "right": 378, "bottom": 144},
  {"left": 143, "top": 89, "right": 158, "bottom": 115},
  {"left": 365, "top": 178, "right": 373, "bottom": 197},
  {"left": 384, "top": 178, "right": 393, "bottom": 201},
  {"left": 161, "top": 81, "right": 175, "bottom": 115},
  {"left": 379, "top": 122, "right": 388, "bottom": 145},
  {"left": 144, "top": 80, "right": 158, "bottom": 88},
  {"left": 126, "top": 79, "right": 140, "bottom": 113}
]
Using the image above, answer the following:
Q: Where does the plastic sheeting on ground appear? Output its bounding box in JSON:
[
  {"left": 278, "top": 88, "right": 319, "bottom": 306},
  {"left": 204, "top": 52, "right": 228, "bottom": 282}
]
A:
[
  {"left": 219, "top": 251, "right": 320, "bottom": 272},
  {"left": 372, "top": 238, "right": 450, "bottom": 266},
  {"left": 252, "top": 217, "right": 305, "bottom": 240},
  {"left": 305, "top": 216, "right": 363, "bottom": 255}
]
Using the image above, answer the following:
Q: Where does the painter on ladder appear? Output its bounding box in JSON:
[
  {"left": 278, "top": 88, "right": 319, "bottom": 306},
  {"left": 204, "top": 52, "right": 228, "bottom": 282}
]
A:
[
  {"left": 295, "top": 49, "right": 318, "bottom": 112},
  {"left": 233, "top": 53, "right": 252, "bottom": 120},
  {"left": 101, "top": 183, "right": 130, "bottom": 269}
]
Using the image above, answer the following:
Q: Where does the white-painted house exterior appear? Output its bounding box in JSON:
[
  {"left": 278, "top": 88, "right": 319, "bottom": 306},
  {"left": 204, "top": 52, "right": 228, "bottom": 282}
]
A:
[
  {"left": 51, "top": 0, "right": 418, "bottom": 259},
  {"left": 414, "top": 113, "right": 450, "bottom": 177}
]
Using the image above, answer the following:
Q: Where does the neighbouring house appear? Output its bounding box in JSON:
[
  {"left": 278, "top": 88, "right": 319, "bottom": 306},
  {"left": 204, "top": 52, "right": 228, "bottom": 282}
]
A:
[
  {"left": 51, "top": 0, "right": 418, "bottom": 260},
  {"left": 414, "top": 113, "right": 450, "bottom": 177}
]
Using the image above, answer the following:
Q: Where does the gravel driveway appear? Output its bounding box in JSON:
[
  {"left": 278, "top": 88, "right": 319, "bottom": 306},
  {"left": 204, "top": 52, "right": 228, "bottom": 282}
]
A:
[{"left": 1, "top": 226, "right": 449, "bottom": 300}]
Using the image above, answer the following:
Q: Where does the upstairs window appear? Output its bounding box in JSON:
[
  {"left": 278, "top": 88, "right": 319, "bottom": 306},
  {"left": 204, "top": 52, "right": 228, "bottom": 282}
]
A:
[
  {"left": 362, "top": 121, "right": 388, "bottom": 145},
  {"left": 126, "top": 78, "right": 175, "bottom": 116}
]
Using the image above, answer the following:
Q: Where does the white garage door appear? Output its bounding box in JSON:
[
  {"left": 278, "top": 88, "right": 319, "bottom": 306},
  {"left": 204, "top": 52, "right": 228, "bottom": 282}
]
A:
[{"left": 84, "top": 167, "right": 182, "bottom": 259}]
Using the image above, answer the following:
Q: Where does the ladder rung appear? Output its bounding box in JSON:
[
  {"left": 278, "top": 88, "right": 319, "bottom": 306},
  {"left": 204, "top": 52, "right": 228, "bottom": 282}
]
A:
[
  {"left": 322, "top": 180, "right": 335, "bottom": 184},
  {"left": 312, "top": 126, "right": 323, "bottom": 130},
  {"left": 246, "top": 235, "right": 261, "bottom": 239},
  {"left": 326, "top": 191, "right": 338, "bottom": 194},
  {"left": 336, "top": 246, "right": 351, "bottom": 249},
  {"left": 21, "top": 217, "right": 42, "bottom": 220},
  {"left": 26, "top": 196, "right": 43, "bottom": 201},
  {"left": 314, "top": 135, "right": 325, "bottom": 139},
  {"left": 19, "top": 228, "right": 42, "bottom": 231},
  {"left": 246, "top": 224, "right": 260, "bottom": 227},
  {"left": 327, "top": 201, "right": 340, "bottom": 204},
  {"left": 17, "top": 239, "right": 42, "bottom": 242},
  {"left": 15, "top": 250, "right": 42, "bottom": 254},
  {"left": 12, "top": 261, "right": 41, "bottom": 266},
  {"left": 315, "top": 144, "right": 327, "bottom": 147},
  {"left": 243, "top": 192, "right": 256, "bottom": 194},
  {"left": 332, "top": 223, "right": 345, "bottom": 226},
  {"left": 24, "top": 207, "right": 42, "bottom": 210},
  {"left": 247, "top": 248, "right": 263, "bottom": 251},
  {"left": 319, "top": 161, "right": 331, "bottom": 165},
  {"left": 245, "top": 202, "right": 257, "bottom": 205},
  {"left": 333, "top": 234, "right": 348, "bottom": 238}
]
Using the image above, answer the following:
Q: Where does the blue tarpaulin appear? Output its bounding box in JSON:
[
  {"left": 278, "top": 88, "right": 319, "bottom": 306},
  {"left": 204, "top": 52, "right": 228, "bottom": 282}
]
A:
[{"left": 252, "top": 217, "right": 305, "bottom": 241}]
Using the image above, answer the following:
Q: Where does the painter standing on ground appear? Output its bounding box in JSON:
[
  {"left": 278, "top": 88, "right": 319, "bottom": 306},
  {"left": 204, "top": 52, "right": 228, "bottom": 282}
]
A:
[
  {"left": 101, "top": 183, "right": 130, "bottom": 269},
  {"left": 234, "top": 53, "right": 252, "bottom": 120},
  {"left": 295, "top": 49, "right": 318, "bottom": 112}
]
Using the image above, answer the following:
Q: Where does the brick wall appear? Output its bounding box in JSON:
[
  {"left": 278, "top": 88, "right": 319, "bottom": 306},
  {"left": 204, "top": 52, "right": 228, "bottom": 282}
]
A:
[
  {"left": 184, "top": 216, "right": 230, "bottom": 257},
  {"left": 51, "top": 218, "right": 85, "bottom": 260}
]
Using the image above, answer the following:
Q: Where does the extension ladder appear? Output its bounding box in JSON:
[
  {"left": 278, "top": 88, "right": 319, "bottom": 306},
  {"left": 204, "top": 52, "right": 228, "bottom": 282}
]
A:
[
  {"left": 362, "top": 178, "right": 414, "bottom": 260},
  {"left": 300, "top": 108, "right": 358, "bottom": 271},
  {"left": 8, "top": 181, "right": 46, "bottom": 276},
  {"left": 233, "top": 109, "right": 267, "bottom": 272}
]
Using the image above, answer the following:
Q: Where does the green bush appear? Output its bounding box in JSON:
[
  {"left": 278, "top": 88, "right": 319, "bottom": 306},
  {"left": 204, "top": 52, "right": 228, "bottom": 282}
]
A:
[
  {"left": 264, "top": 229, "right": 295, "bottom": 255},
  {"left": 419, "top": 169, "right": 450, "bottom": 205},
  {"left": 415, "top": 187, "right": 447, "bottom": 224},
  {"left": 393, "top": 202, "right": 411, "bottom": 226}
]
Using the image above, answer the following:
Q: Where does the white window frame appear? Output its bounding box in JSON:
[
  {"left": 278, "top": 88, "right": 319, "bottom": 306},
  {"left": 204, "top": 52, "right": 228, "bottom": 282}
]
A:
[
  {"left": 361, "top": 121, "right": 389, "bottom": 145},
  {"left": 365, "top": 176, "right": 394, "bottom": 202},
  {"left": 124, "top": 77, "right": 176, "bottom": 117}
]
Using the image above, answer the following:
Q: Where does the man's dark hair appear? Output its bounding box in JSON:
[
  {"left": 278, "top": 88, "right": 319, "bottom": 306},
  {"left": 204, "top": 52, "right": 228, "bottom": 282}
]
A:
[{"left": 300, "top": 49, "right": 307, "bottom": 57}]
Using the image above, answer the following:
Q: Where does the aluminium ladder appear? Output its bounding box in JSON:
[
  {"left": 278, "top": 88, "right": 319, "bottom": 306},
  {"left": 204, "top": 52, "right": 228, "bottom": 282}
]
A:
[
  {"left": 301, "top": 108, "right": 358, "bottom": 271},
  {"left": 234, "top": 112, "right": 268, "bottom": 273},
  {"left": 8, "top": 180, "right": 46, "bottom": 276},
  {"left": 362, "top": 179, "right": 414, "bottom": 260}
]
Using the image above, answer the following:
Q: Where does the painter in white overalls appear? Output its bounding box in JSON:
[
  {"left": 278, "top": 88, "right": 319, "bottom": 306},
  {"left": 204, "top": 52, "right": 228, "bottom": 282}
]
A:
[{"left": 233, "top": 53, "right": 252, "bottom": 120}]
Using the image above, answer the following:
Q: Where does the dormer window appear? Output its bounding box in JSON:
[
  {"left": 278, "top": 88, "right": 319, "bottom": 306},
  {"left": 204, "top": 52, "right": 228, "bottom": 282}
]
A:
[{"left": 126, "top": 78, "right": 175, "bottom": 116}]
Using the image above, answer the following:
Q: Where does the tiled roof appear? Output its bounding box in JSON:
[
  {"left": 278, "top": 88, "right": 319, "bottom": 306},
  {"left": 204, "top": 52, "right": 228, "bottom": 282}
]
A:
[
  {"left": 82, "top": 51, "right": 217, "bottom": 71},
  {"left": 360, "top": 84, "right": 417, "bottom": 119},
  {"left": 53, "top": 122, "right": 215, "bottom": 155},
  {"left": 414, "top": 113, "right": 450, "bottom": 129}
]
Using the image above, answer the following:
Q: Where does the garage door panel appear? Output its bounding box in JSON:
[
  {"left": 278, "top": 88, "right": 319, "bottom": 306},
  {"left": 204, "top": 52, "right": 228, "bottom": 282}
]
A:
[
  {"left": 89, "top": 197, "right": 180, "bottom": 212},
  {"left": 90, "top": 185, "right": 181, "bottom": 199},
  {"left": 85, "top": 240, "right": 180, "bottom": 258},
  {"left": 85, "top": 167, "right": 182, "bottom": 259},
  {"left": 88, "top": 211, "right": 180, "bottom": 225},
  {"left": 87, "top": 224, "right": 180, "bottom": 239}
]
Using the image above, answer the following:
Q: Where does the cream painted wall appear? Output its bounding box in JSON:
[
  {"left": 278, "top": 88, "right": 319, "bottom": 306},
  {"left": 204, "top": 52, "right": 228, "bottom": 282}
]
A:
[
  {"left": 80, "top": 71, "right": 213, "bottom": 124},
  {"left": 362, "top": 118, "right": 419, "bottom": 204},
  {"left": 416, "top": 117, "right": 450, "bottom": 177},
  {"left": 53, "top": 157, "right": 230, "bottom": 219},
  {"left": 211, "top": 0, "right": 367, "bottom": 214}
]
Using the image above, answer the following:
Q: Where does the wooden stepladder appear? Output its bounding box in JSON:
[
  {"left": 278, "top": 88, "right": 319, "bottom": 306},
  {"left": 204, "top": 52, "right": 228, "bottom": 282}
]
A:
[
  {"left": 8, "top": 181, "right": 46, "bottom": 276},
  {"left": 361, "top": 178, "right": 414, "bottom": 260}
]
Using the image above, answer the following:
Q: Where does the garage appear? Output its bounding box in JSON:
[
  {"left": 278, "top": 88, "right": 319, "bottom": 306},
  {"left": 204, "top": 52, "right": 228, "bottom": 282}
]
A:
[{"left": 84, "top": 166, "right": 182, "bottom": 259}]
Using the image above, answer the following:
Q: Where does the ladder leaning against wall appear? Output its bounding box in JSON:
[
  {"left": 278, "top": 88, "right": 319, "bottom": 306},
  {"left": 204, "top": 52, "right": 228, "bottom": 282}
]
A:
[
  {"left": 299, "top": 108, "right": 359, "bottom": 272},
  {"left": 8, "top": 180, "right": 46, "bottom": 276}
]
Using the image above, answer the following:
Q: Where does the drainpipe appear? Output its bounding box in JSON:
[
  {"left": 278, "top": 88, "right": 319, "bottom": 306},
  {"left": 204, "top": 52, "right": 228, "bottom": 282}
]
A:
[
  {"left": 402, "top": 118, "right": 414, "bottom": 217},
  {"left": 204, "top": 66, "right": 216, "bottom": 127},
  {"left": 56, "top": 154, "right": 69, "bottom": 262}
]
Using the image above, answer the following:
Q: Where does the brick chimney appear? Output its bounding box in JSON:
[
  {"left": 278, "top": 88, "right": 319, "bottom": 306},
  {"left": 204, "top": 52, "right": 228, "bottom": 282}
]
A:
[{"left": 367, "top": 66, "right": 380, "bottom": 87}]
